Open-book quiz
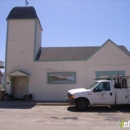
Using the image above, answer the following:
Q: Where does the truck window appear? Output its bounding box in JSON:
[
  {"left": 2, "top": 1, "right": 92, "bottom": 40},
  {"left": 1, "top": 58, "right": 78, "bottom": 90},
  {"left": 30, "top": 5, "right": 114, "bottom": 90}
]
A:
[
  {"left": 93, "top": 82, "right": 110, "bottom": 92},
  {"left": 103, "top": 82, "right": 110, "bottom": 91},
  {"left": 87, "top": 82, "right": 99, "bottom": 90}
]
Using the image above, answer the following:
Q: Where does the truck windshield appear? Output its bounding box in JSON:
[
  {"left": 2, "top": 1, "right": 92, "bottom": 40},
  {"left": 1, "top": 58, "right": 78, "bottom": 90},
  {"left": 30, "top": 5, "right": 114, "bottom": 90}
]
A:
[{"left": 87, "top": 82, "right": 99, "bottom": 90}]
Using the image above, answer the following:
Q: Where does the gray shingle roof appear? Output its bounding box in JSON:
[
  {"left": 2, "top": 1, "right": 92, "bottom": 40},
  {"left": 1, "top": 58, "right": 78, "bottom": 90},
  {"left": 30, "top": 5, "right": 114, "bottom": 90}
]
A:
[
  {"left": 119, "top": 45, "right": 130, "bottom": 55},
  {"left": 7, "top": 6, "right": 38, "bottom": 19},
  {"left": 36, "top": 46, "right": 129, "bottom": 61},
  {"left": 37, "top": 47, "right": 98, "bottom": 61}
]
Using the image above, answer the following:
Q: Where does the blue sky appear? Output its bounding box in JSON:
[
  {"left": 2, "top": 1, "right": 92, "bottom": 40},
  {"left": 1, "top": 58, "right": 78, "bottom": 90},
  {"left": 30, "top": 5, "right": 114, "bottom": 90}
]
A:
[{"left": 0, "top": 0, "right": 130, "bottom": 64}]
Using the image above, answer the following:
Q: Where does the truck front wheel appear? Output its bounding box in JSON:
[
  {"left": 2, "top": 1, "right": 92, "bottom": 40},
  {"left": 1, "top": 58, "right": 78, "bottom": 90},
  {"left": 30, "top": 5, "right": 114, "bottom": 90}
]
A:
[{"left": 76, "top": 99, "right": 89, "bottom": 111}]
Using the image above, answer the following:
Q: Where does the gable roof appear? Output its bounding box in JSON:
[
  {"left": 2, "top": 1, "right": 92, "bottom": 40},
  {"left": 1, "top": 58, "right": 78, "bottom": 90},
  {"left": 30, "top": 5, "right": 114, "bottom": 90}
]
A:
[
  {"left": 104, "top": 39, "right": 130, "bottom": 56},
  {"left": 86, "top": 39, "right": 130, "bottom": 61},
  {"left": 7, "top": 70, "right": 30, "bottom": 77},
  {"left": 118, "top": 44, "right": 130, "bottom": 55},
  {"left": 36, "top": 40, "right": 130, "bottom": 61}
]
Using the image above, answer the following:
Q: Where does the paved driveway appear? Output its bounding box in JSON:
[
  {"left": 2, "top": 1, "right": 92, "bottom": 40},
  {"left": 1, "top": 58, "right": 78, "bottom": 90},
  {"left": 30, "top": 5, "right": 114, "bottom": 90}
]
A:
[{"left": 0, "top": 101, "right": 130, "bottom": 130}]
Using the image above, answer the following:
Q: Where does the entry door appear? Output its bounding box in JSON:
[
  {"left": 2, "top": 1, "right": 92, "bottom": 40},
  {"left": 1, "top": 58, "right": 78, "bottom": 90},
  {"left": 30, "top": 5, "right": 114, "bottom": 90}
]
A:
[
  {"left": 13, "top": 77, "right": 27, "bottom": 98},
  {"left": 92, "top": 82, "right": 115, "bottom": 105}
]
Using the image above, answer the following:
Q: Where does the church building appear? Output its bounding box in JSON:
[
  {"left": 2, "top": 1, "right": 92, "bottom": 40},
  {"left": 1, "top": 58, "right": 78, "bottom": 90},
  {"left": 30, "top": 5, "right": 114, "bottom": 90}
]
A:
[{"left": 5, "top": 6, "right": 130, "bottom": 101}]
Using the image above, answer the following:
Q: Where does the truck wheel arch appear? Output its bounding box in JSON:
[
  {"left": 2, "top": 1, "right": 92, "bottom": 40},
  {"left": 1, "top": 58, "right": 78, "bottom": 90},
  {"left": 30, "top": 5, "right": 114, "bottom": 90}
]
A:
[
  {"left": 75, "top": 97, "right": 90, "bottom": 111},
  {"left": 75, "top": 97, "right": 90, "bottom": 105}
]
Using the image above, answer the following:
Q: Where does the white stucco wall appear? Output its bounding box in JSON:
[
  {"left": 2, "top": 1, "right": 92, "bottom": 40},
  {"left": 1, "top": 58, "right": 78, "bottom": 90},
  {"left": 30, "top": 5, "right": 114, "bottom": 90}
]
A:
[
  {"left": 6, "top": 20, "right": 35, "bottom": 68},
  {"left": 28, "top": 61, "right": 88, "bottom": 101},
  {"left": 35, "top": 20, "right": 42, "bottom": 59},
  {"left": 6, "top": 20, "right": 35, "bottom": 93},
  {"left": 5, "top": 19, "right": 89, "bottom": 101},
  {"left": 6, "top": 60, "right": 88, "bottom": 101},
  {"left": 5, "top": 19, "right": 130, "bottom": 101},
  {"left": 86, "top": 41, "right": 130, "bottom": 86}
]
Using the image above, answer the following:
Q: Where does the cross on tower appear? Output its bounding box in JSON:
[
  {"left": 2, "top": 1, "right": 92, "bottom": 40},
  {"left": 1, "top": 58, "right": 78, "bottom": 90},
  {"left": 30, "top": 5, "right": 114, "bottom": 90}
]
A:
[{"left": 25, "top": 0, "right": 29, "bottom": 6}]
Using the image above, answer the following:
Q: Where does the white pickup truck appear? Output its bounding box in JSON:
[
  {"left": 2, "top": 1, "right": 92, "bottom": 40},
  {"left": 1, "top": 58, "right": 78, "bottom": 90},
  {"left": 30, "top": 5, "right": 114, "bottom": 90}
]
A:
[{"left": 67, "top": 76, "right": 130, "bottom": 111}]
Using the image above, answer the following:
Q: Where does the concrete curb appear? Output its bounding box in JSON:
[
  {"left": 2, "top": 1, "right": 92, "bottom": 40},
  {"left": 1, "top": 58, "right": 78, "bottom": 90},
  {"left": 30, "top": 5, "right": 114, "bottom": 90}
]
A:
[{"left": 0, "top": 100, "right": 69, "bottom": 106}]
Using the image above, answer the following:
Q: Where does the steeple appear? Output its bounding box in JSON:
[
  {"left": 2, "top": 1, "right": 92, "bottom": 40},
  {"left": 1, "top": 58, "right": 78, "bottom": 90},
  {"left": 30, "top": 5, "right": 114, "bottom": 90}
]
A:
[
  {"left": 6, "top": 6, "right": 42, "bottom": 67},
  {"left": 7, "top": 6, "right": 38, "bottom": 20},
  {"left": 6, "top": 6, "right": 42, "bottom": 30}
]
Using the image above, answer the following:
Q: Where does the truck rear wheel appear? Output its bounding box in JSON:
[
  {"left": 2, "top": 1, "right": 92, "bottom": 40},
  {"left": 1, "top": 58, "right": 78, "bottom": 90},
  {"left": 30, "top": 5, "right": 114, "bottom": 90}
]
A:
[{"left": 76, "top": 99, "right": 89, "bottom": 111}]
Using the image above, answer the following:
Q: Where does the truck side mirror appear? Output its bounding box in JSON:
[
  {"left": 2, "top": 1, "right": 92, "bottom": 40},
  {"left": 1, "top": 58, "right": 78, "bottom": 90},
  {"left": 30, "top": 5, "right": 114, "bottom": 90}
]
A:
[{"left": 93, "top": 87, "right": 98, "bottom": 92}]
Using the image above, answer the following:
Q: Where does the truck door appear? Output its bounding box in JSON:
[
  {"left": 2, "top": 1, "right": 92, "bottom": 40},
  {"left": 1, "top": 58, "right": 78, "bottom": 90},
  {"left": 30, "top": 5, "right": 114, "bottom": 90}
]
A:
[
  {"left": 92, "top": 82, "right": 115, "bottom": 105},
  {"left": 129, "top": 89, "right": 130, "bottom": 104}
]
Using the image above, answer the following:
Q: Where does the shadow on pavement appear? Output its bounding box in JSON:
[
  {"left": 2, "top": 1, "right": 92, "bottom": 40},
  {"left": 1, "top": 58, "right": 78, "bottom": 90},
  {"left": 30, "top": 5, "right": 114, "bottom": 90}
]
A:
[
  {"left": 0, "top": 101, "right": 68, "bottom": 109},
  {"left": 67, "top": 105, "right": 130, "bottom": 113},
  {"left": 0, "top": 101, "right": 36, "bottom": 109}
]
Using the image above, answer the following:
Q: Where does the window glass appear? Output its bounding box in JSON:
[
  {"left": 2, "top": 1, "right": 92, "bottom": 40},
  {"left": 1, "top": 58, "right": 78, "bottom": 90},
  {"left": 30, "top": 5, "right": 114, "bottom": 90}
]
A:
[
  {"left": 94, "top": 82, "right": 104, "bottom": 92},
  {"left": 87, "top": 82, "right": 99, "bottom": 90},
  {"left": 94, "top": 82, "right": 110, "bottom": 92},
  {"left": 103, "top": 82, "right": 110, "bottom": 91}
]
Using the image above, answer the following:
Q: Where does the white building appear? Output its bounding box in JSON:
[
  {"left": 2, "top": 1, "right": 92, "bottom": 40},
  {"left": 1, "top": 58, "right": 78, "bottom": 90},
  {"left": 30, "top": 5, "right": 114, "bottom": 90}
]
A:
[{"left": 5, "top": 6, "right": 130, "bottom": 101}]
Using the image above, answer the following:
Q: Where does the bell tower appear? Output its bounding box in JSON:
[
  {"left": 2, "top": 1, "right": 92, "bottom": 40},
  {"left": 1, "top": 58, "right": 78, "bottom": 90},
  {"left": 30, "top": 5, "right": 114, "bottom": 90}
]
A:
[
  {"left": 5, "top": 6, "right": 42, "bottom": 93},
  {"left": 6, "top": 6, "right": 42, "bottom": 72}
]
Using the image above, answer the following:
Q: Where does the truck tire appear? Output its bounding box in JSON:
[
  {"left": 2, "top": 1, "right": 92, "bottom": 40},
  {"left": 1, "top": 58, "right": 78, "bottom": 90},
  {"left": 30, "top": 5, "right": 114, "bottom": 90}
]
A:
[{"left": 76, "top": 99, "right": 89, "bottom": 111}]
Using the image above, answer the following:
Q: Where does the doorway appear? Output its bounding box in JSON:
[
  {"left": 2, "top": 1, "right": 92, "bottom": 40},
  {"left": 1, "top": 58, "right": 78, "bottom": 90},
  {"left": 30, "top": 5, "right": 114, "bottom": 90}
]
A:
[{"left": 12, "top": 77, "right": 27, "bottom": 99}]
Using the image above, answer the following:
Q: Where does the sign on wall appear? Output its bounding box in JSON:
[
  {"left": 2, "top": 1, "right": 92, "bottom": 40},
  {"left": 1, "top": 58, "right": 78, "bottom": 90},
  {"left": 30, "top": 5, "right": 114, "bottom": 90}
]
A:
[{"left": 48, "top": 72, "right": 76, "bottom": 84}]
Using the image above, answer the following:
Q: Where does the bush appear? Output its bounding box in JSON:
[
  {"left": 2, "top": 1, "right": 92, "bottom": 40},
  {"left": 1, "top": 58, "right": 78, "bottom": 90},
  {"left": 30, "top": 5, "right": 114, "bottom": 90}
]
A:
[
  {"left": 23, "top": 94, "right": 33, "bottom": 101},
  {"left": 4, "top": 93, "right": 13, "bottom": 101},
  {"left": 4, "top": 93, "right": 8, "bottom": 96}
]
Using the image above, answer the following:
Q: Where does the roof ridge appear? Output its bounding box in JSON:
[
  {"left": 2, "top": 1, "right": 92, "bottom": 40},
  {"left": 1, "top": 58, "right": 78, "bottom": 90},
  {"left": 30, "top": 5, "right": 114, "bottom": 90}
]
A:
[{"left": 41, "top": 46, "right": 100, "bottom": 48}]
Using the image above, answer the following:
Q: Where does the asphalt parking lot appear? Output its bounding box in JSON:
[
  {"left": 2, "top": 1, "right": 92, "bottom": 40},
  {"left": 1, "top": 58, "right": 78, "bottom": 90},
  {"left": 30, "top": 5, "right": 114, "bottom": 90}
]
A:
[{"left": 0, "top": 101, "right": 130, "bottom": 130}]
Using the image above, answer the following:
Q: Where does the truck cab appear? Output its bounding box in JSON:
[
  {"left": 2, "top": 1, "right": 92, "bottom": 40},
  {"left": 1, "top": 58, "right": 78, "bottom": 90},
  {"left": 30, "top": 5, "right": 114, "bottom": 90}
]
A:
[{"left": 67, "top": 76, "right": 130, "bottom": 111}]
